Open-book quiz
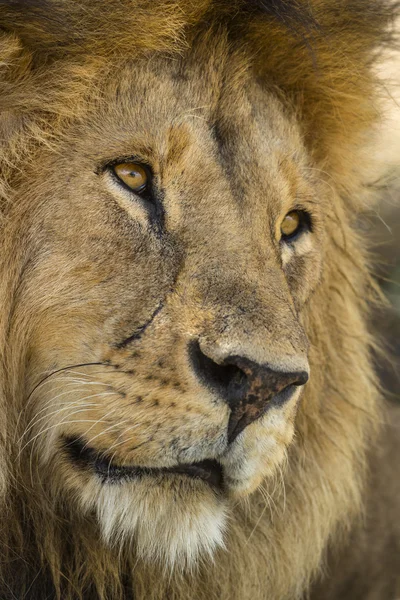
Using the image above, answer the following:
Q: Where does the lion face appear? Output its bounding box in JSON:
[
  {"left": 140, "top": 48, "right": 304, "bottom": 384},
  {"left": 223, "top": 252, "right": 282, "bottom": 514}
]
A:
[{"left": 15, "top": 48, "right": 325, "bottom": 567}]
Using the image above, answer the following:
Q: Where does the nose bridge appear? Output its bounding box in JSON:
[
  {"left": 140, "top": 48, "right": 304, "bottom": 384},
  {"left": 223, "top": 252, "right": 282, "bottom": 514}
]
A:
[{"left": 186, "top": 260, "right": 309, "bottom": 368}]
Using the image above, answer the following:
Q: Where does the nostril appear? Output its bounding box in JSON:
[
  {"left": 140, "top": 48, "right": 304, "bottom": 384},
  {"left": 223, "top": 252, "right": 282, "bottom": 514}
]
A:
[
  {"left": 293, "top": 370, "right": 309, "bottom": 387},
  {"left": 188, "top": 340, "right": 248, "bottom": 399}
]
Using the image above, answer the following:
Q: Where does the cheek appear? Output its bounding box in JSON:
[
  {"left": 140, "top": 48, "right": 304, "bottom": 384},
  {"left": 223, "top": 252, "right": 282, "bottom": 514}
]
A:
[
  {"left": 284, "top": 243, "right": 323, "bottom": 308},
  {"left": 24, "top": 206, "right": 183, "bottom": 373}
]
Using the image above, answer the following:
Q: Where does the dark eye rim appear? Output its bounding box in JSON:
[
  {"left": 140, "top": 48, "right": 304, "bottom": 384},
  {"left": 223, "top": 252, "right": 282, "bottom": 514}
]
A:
[
  {"left": 280, "top": 209, "right": 312, "bottom": 244},
  {"left": 104, "top": 158, "right": 154, "bottom": 199}
]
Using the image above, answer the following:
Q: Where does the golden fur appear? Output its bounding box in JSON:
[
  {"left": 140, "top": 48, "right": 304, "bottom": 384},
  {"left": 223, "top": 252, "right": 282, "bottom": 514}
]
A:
[{"left": 0, "top": 1, "right": 398, "bottom": 598}]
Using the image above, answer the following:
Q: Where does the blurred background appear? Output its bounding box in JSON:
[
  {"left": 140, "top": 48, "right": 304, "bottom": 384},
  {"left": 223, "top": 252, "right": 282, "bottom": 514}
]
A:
[{"left": 371, "top": 47, "right": 400, "bottom": 399}]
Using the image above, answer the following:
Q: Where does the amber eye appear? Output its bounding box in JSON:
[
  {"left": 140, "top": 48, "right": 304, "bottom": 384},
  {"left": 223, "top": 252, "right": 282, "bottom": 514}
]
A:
[
  {"left": 280, "top": 210, "right": 309, "bottom": 241},
  {"left": 112, "top": 162, "right": 149, "bottom": 193}
]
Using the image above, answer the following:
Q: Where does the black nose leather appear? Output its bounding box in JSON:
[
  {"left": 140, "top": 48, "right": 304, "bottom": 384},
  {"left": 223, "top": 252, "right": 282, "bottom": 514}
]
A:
[{"left": 189, "top": 341, "right": 309, "bottom": 443}]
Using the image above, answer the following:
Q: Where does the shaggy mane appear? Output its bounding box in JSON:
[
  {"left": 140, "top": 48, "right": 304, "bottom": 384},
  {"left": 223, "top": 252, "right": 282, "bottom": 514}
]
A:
[{"left": 0, "top": 0, "right": 395, "bottom": 195}]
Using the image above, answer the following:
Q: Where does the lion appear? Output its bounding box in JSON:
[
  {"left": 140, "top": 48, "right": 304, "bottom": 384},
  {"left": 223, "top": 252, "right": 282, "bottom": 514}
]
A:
[{"left": 0, "top": 0, "right": 399, "bottom": 598}]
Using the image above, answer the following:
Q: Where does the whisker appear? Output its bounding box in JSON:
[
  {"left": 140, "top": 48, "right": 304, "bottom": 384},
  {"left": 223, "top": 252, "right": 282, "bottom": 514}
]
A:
[
  {"left": 19, "top": 398, "right": 106, "bottom": 444},
  {"left": 244, "top": 491, "right": 270, "bottom": 545},
  {"left": 31, "top": 388, "right": 115, "bottom": 429},
  {"left": 27, "top": 409, "right": 112, "bottom": 487},
  {"left": 14, "top": 377, "right": 92, "bottom": 438},
  {"left": 18, "top": 365, "right": 110, "bottom": 438},
  {"left": 100, "top": 423, "right": 143, "bottom": 455},
  {"left": 83, "top": 416, "right": 133, "bottom": 449},
  {"left": 80, "top": 405, "right": 121, "bottom": 442},
  {"left": 19, "top": 384, "right": 111, "bottom": 439},
  {"left": 19, "top": 415, "right": 107, "bottom": 457},
  {"left": 23, "top": 362, "right": 109, "bottom": 411}
]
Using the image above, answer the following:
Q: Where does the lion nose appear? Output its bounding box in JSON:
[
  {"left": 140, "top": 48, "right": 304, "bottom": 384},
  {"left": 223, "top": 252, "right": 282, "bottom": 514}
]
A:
[{"left": 189, "top": 340, "right": 309, "bottom": 444}]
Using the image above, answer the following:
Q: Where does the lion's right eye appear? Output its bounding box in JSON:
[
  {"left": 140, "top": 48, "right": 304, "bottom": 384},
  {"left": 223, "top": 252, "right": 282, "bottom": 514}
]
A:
[{"left": 112, "top": 162, "right": 149, "bottom": 194}]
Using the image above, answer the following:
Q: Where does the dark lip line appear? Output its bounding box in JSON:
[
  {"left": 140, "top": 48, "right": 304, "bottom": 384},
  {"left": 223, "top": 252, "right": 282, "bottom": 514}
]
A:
[{"left": 62, "top": 436, "right": 224, "bottom": 490}]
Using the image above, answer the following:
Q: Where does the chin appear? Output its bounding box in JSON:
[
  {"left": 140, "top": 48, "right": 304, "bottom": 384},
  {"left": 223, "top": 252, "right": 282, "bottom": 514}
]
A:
[{"left": 77, "top": 474, "right": 228, "bottom": 569}]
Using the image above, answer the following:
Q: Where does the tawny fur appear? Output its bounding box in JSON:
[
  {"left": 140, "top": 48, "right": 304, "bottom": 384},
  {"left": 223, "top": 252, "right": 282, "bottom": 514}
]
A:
[{"left": 0, "top": 1, "right": 399, "bottom": 599}]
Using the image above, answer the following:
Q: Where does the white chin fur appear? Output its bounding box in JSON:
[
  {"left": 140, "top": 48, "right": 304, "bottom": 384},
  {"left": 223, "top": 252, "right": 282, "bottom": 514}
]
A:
[{"left": 78, "top": 475, "right": 228, "bottom": 569}]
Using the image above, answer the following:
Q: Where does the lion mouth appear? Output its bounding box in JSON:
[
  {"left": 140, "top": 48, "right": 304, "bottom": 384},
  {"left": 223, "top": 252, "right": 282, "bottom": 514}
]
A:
[{"left": 63, "top": 436, "right": 224, "bottom": 490}]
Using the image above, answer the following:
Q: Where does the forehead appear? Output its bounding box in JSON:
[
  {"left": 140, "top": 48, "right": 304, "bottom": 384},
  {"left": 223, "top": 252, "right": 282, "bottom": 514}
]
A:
[
  {"left": 65, "top": 40, "right": 314, "bottom": 225},
  {"left": 83, "top": 42, "right": 302, "bottom": 163}
]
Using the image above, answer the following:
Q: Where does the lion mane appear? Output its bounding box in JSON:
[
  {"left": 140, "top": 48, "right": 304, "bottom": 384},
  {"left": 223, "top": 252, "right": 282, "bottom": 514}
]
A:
[{"left": 0, "top": 1, "right": 399, "bottom": 599}]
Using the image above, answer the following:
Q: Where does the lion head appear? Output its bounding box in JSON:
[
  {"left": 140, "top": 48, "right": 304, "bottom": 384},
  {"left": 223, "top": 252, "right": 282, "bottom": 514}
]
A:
[{"left": 0, "top": 1, "right": 395, "bottom": 598}]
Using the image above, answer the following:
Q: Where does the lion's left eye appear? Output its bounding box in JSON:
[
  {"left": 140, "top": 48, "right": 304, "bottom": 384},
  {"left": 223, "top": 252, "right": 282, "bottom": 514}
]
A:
[
  {"left": 280, "top": 210, "right": 310, "bottom": 242},
  {"left": 112, "top": 162, "right": 149, "bottom": 194}
]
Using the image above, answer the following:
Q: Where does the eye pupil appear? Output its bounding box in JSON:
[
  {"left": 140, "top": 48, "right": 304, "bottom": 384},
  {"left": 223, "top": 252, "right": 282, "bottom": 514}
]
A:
[{"left": 113, "top": 162, "right": 148, "bottom": 192}]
